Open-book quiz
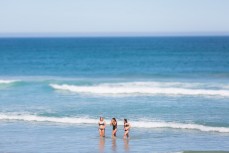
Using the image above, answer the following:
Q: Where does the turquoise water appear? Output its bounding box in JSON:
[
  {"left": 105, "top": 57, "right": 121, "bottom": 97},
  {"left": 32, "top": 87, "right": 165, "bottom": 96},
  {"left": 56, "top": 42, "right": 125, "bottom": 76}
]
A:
[{"left": 0, "top": 37, "right": 229, "bottom": 152}]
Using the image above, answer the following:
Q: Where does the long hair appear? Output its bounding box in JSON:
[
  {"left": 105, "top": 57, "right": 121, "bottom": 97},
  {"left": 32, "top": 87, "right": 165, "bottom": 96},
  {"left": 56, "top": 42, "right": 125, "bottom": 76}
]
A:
[
  {"left": 124, "top": 118, "right": 128, "bottom": 128},
  {"left": 112, "top": 118, "right": 117, "bottom": 125}
]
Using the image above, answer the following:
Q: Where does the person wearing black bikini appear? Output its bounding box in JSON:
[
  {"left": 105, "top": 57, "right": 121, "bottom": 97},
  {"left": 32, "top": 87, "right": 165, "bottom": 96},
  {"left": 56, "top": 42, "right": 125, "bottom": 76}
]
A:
[
  {"left": 110, "top": 118, "right": 117, "bottom": 137},
  {"left": 98, "top": 117, "right": 106, "bottom": 137},
  {"left": 123, "top": 119, "right": 130, "bottom": 138}
]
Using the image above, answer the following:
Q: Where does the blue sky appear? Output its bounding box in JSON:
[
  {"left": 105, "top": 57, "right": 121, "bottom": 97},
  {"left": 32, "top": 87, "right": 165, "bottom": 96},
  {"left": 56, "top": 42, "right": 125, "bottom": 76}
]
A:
[{"left": 0, "top": 0, "right": 229, "bottom": 36}]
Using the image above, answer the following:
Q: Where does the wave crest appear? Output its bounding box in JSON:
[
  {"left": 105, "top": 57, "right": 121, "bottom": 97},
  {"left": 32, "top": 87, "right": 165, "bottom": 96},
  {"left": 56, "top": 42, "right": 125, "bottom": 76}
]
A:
[
  {"left": 0, "top": 114, "right": 229, "bottom": 133},
  {"left": 131, "top": 121, "right": 229, "bottom": 133},
  {"left": 49, "top": 82, "right": 229, "bottom": 97},
  {"left": 0, "top": 80, "right": 19, "bottom": 84}
]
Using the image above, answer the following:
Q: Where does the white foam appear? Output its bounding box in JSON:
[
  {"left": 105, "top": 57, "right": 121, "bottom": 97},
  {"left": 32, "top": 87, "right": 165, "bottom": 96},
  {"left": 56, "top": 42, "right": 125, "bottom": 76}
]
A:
[
  {"left": 50, "top": 82, "right": 229, "bottom": 97},
  {"left": 131, "top": 121, "right": 229, "bottom": 133},
  {"left": 0, "top": 114, "right": 229, "bottom": 133},
  {"left": 0, "top": 80, "right": 19, "bottom": 84},
  {"left": 0, "top": 114, "right": 98, "bottom": 124}
]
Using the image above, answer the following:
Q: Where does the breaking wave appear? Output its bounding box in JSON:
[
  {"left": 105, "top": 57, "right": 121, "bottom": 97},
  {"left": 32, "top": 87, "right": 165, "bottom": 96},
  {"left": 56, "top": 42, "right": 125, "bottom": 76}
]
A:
[
  {"left": 50, "top": 82, "right": 229, "bottom": 97},
  {"left": 0, "top": 80, "right": 20, "bottom": 84},
  {"left": 0, "top": 113, "right": 229, "bottom": 133}
]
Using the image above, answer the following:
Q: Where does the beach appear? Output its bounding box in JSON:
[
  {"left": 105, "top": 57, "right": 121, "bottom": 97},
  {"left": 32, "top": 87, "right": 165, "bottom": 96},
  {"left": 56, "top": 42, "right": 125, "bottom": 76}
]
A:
[{"left": 0, "top": 37, "right": 229, "bottom": 152}]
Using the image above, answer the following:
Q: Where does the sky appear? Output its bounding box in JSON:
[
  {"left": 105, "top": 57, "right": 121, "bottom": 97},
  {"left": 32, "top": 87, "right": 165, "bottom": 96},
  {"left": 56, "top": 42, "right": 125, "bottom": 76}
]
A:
[{"left": 0, "top": 0, "right": 229, "bottom": 36}]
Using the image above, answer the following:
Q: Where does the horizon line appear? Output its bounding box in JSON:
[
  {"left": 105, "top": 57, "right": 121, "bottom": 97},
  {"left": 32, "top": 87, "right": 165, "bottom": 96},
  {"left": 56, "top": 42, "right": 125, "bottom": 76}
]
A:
[{"left": 1, "top": 32, "right": 229, "bottom": 38}]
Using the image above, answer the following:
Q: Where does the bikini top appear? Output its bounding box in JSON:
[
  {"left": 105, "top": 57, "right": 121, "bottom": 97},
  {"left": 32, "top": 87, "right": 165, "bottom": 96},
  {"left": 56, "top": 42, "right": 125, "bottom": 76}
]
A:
[{"left": 99, "top": 122, "right": 105, "bottom": 126}]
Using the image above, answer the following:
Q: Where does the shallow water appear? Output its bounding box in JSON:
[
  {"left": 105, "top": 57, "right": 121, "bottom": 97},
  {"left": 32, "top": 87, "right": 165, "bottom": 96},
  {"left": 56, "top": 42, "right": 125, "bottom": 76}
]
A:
[
  {"left": 0, "top": 37, "right": 229, "bottom": 152},
  {"left": 0, "top": 122, "right": 229, "bottom": 153}
]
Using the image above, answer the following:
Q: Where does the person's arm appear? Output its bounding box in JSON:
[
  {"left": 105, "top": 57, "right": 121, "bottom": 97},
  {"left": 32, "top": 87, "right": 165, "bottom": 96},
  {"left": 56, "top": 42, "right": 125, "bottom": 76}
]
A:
[{"left": 126, "top": 123, "right": 130, "bottom": 130}]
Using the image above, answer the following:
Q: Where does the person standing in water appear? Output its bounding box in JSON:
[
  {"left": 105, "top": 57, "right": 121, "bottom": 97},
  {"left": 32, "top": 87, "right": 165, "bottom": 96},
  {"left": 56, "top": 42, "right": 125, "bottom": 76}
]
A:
[
  {"left": 98, "top": 117, "right": 106, "bottom": 137},
  {"left": 110, "top": 118, "right": 117, "bottom": 137},
  {"left": 123, "top": 119, "right": 130, "bottom": 139}
]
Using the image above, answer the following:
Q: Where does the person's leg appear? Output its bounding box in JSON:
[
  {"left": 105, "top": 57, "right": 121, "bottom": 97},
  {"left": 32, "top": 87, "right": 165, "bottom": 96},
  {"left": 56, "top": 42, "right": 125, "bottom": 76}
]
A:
[
  {"left": 113, "top": 129, "right": 117, "bottom": 137},
  {"left": 102, "top": 129, "right": 105, "bottom": 137},
  {"left": 99, "top": 129, "right": 102, "bottom": 137},
  {"left": 124, "top": 131, "right": 129, "bottom": 138},
  {"left": 123, "top": 131, "right": 127, "bottom": 138}
]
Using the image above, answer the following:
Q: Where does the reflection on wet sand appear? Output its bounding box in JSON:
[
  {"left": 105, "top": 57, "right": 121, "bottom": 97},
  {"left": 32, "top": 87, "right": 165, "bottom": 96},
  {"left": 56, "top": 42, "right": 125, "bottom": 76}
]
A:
[
  {"left": 124, "top": 138, "right": 129, "bottom": 152},
  {"left": 99, "top": 137, "right": 105, "bottom": 152},
  {"left": 112, "top": 137, "right": 117, "bottom": 151}
]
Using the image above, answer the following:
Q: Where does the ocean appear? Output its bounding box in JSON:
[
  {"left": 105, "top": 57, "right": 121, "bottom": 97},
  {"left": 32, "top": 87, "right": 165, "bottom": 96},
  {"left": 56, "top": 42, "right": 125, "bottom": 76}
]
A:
[{"left": 0, "top": 37, "right": 229, "bottom": 153}]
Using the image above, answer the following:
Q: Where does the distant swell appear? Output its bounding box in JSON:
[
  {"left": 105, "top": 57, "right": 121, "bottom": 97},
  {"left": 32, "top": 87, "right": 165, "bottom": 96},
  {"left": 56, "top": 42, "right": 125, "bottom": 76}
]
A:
[
  {"left": 0, "top": 114, "right": 229, "bottom": 133},
  {"left": 50, "top": 83, "right": 229, "bottom": 97}
]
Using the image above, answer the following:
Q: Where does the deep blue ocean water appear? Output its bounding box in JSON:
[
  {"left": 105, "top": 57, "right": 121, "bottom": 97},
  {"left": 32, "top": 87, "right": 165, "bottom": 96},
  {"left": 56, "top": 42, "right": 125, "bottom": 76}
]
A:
[{"left": 0, "top": 37, "right": 229, "bottom": 153}]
